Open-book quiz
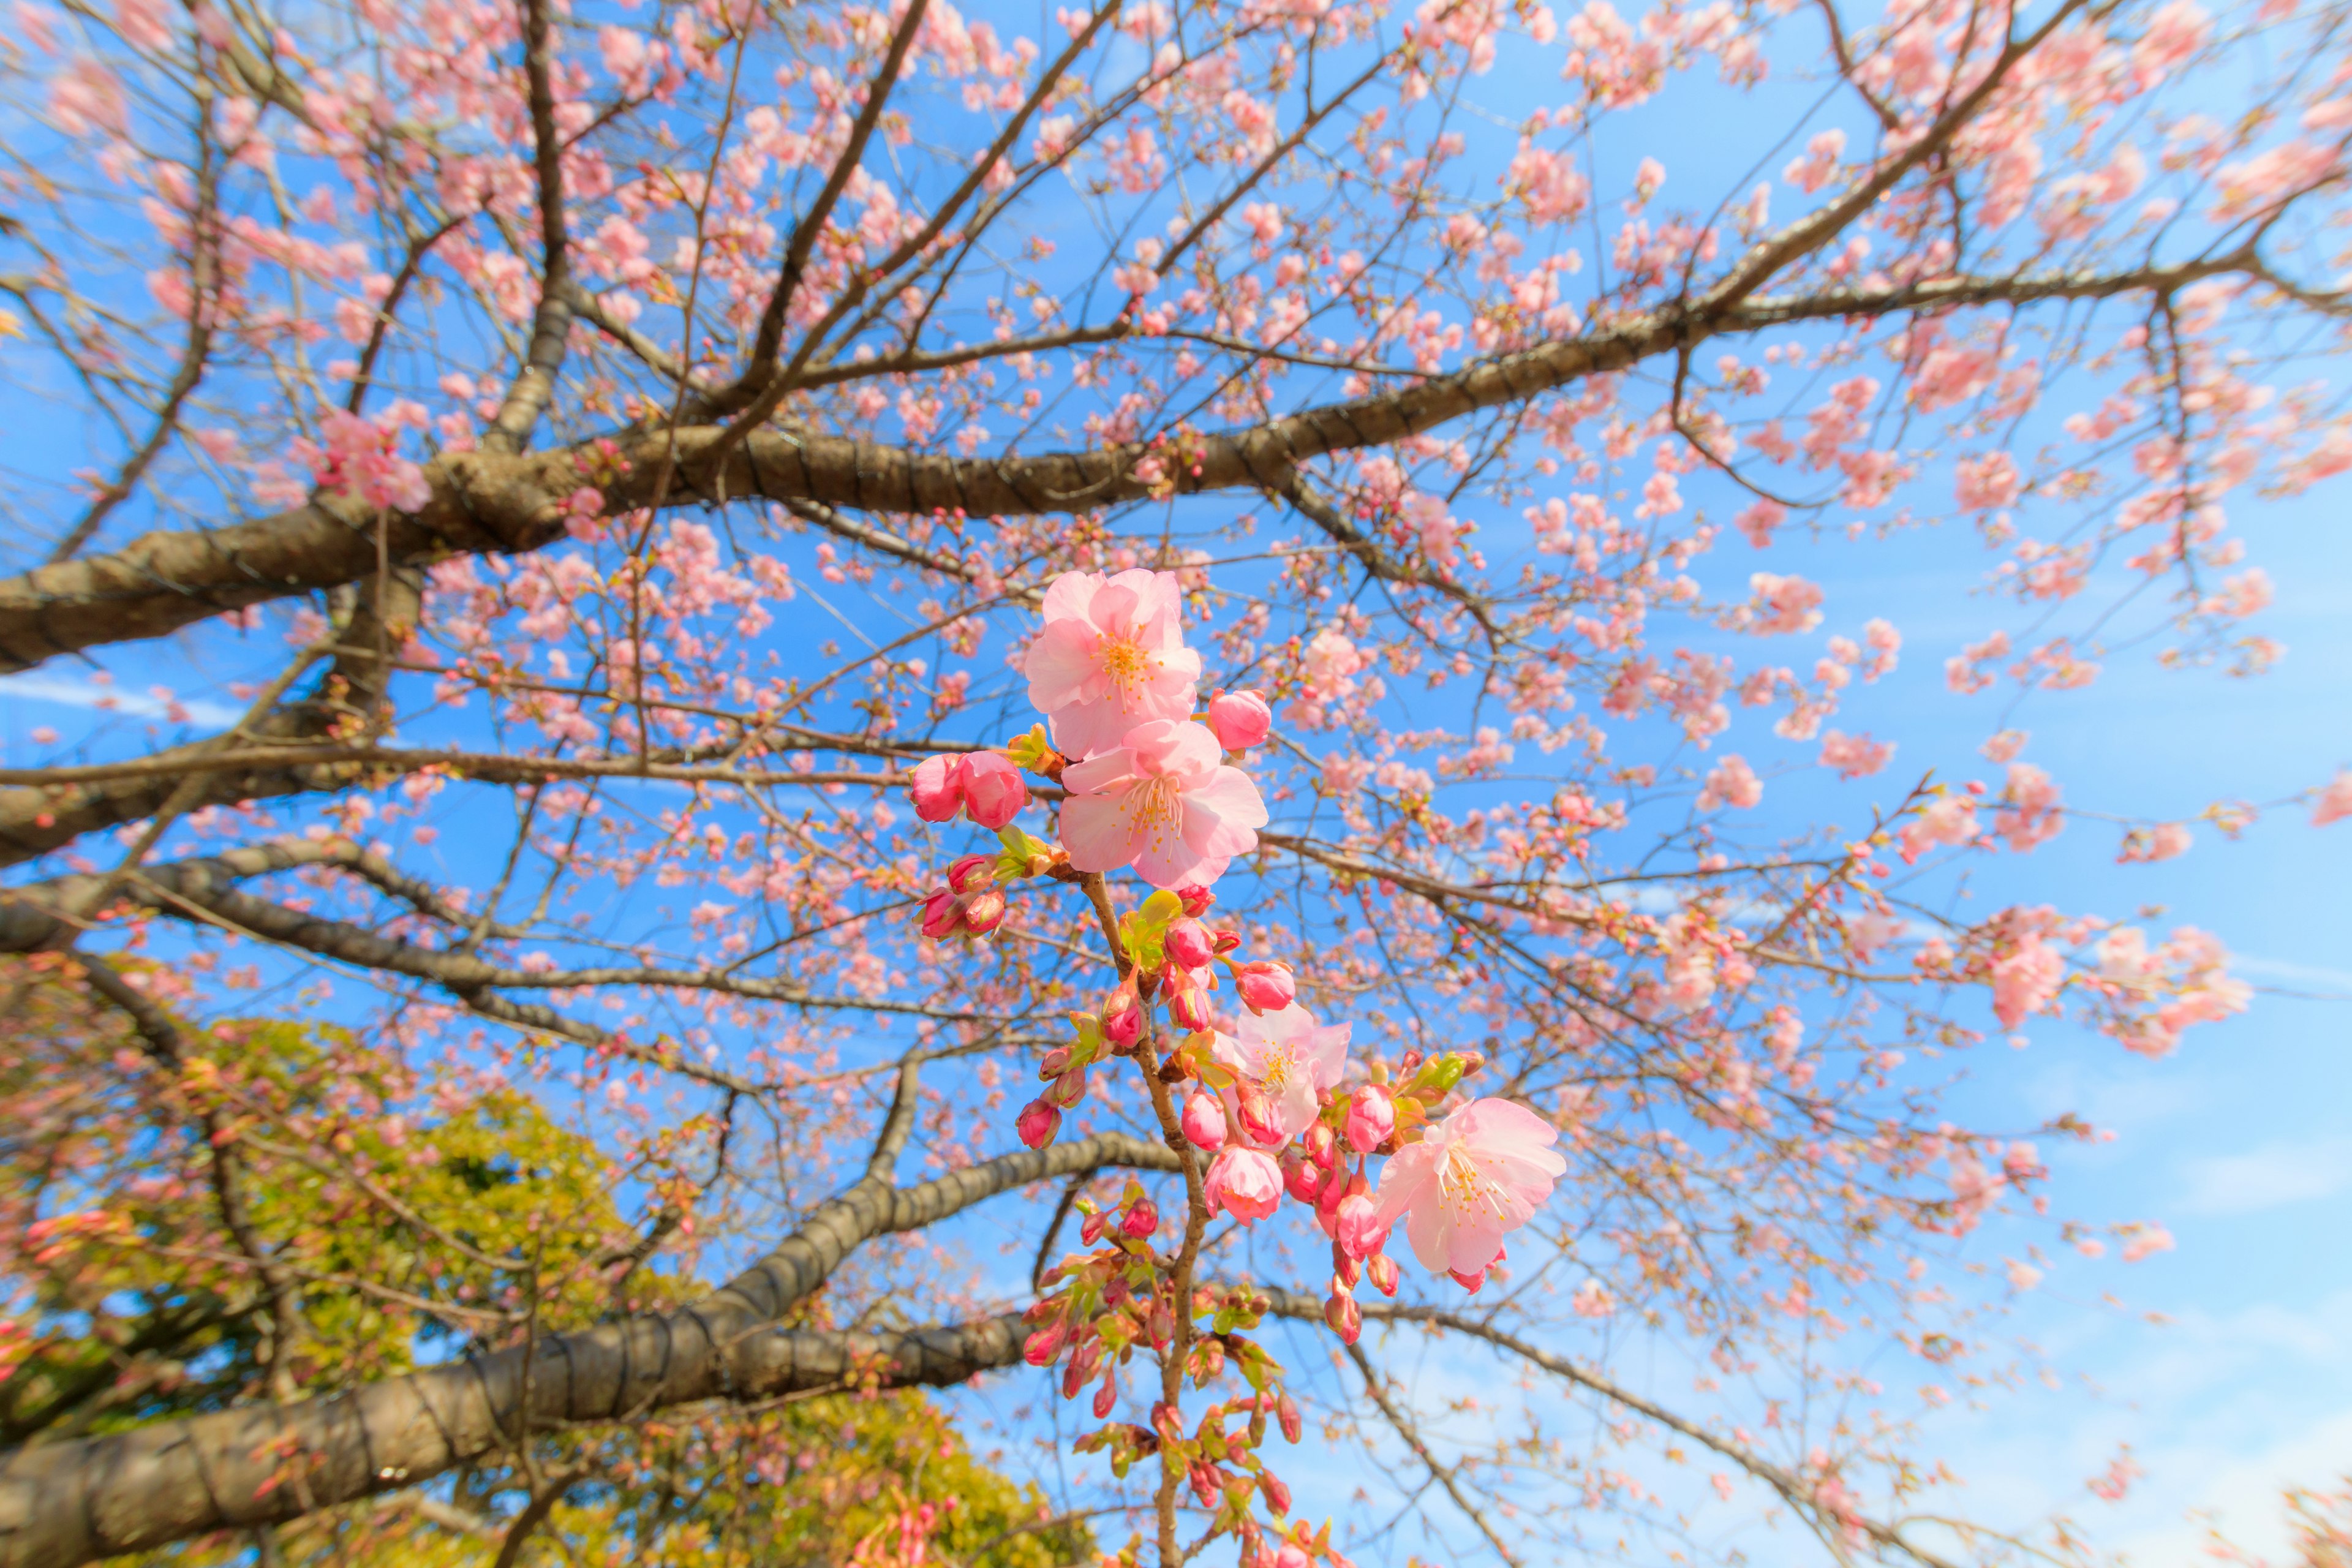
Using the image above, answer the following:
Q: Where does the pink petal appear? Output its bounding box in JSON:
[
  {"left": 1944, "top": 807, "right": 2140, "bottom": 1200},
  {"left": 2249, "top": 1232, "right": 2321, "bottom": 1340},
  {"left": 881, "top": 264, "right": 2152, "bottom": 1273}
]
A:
[
  {"left": 1060, "top": 790, "right": 1143, "bottom": 873},
  {"left": 1085, "top": 580, "right": 1142, "bottom": 636},
  {"left": 1024, "top": 620, "right": 1104, "bottom": 712},
  {"left": 1041, "top": 570, "right": 1103, "bottom": 623},
  {"left": 1060, "top": 746, "right": 1139, "bottom": 796}
]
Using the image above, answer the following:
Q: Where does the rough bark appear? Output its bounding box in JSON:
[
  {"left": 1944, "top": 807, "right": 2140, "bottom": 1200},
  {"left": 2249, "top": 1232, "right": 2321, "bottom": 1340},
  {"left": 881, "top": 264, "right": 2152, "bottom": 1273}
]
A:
[
  {"left": 0, "top": 254, "right": 2247, "bottom": 676},
  {"left": 0, "top": 1134, "right": 1176, "bottom": 1568}
]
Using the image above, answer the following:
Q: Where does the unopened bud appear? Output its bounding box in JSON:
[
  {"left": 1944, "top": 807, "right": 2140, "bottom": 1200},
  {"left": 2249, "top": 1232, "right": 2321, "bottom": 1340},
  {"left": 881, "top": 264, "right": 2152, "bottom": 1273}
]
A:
[
  {"left": 1016, "top": 1098, "right": 1060, "bottom": 1149},
  {"left": 1345, "top": 1083, "right": 1395, "bottom": 1152},
  {"left": 946, "top": 853, "right": 996, "bottom": 893},
  {"left": 1277, "top": 1392, "right": 1303, "bottom": 1444},
  {"left": 1303, "top": 1121, "right": 1336, "bottom": 1169},
  {"left": 1180, "top": 1091, "right": 1227, "bottom": 1152},
  {"left": 1175, "top": 883, "right": 1215, "bottom": 917},
  {"left": 960, "top": 887, "right": 1006, "bottom": 935},
  {"left": 1259, "top": 1471, "right": 1292, "bottom": 1516},
  {"left": 1323, "top": 1288, "right": 1362, "bottom": 1344},
  {"left": 1045, "top": 1064, "right": 1088, "bottom": 1109},
  {"left": 1164, "top": 918, "right": 1215, "bottom": 969},
  {"left": 1236, "top": 1085, "right": 1285, "bottom": 1147},
  {"left": 1123, "top": 1200, "right": 1159, "bottom": 1238},
  {"left": 1038, "top": 1046, "right": 1072, "bottom": 1081},
  {"left": 1234, "top": 960, "right": 1295, "bottom": 1014},
  {"left": 1102, "top": 989, "right": 1144, "bottom": 1049},
  {"left": 919, "top": 889, "right": 963, "bottom": 940},
  {"left": 1281, "top": 1153, "right": 1322, "bottom": 1204},
  {"left": 1367, "top": 1253, "right": 1401, "bottom": 1296}
]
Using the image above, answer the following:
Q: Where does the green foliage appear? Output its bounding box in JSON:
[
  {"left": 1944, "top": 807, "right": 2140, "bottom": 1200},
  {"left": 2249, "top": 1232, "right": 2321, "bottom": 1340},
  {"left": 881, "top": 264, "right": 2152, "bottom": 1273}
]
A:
[{"left": 0, "top": 957, "right": 1087, "bottom": 1568}]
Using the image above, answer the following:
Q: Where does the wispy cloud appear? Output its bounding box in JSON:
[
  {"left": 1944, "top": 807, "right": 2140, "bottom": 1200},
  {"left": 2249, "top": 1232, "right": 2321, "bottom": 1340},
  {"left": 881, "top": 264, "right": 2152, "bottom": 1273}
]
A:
[
  {"left": 0, "top": 674, "right": 240, "bottom": 728},
  {"left": 2180, "top": 1137, "right": 2352, "bottom": 1216}
]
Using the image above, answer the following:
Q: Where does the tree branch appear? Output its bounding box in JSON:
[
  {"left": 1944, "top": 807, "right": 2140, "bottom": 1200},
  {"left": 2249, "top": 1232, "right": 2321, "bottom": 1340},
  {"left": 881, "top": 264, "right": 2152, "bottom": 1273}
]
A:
[{"left": 0, "top": 1130, "right": 1178, "bottom": 1568}]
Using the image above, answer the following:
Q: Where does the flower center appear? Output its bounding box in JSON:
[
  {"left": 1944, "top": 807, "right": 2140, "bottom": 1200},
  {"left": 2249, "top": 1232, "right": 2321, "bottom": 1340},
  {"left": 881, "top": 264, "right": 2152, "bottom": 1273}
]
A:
[
  {"left": 1126, "top": 773, "right": 1182, "bottom": 852},
  {"left": 1099, "top": 633, "right": 1152, "bottom": 699},
  {"left": 1256, "top": 1042, "right": 1298, "bottom": 1093},
  {"left": 1438, "top": 1144, "right": 1509, "bottom": 1223}
]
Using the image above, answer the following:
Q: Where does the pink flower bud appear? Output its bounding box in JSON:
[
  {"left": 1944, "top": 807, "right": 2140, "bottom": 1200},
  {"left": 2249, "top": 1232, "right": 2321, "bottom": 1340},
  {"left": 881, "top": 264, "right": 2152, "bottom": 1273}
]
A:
[
  {"left": 960, "top": 751, "right": 1030, "bottom": 829},
  {"left": 960, "top": 886, "right": 1006, "bottom": 935},
  {"left": 1323, "top": 1287, "right": 1362, "bottom": 1344},
  {"left": 1277, "top": 1392, "right": 1303, "bottom": 1443},
  {"left": 1091, "top": 1368, "right": 1118, "bottom": 1419},
  {"left": 1016, "top": 1098, "right": 1060, "bottom": 1149},
  {"left": 1235, "top": 1085, "right": 1286, "bottom": 1147},
  {"left": 1180, "top": 1091, "right": 1227, "bottom": 1151},
  {"left": 1234, "top": 960, "right": 1295, "bottom": 1014},
  {"left": 909, "top": 753, "right": 965, "bottom": 822},
  {"left": 946, "top": 853, "right": 996, "bottom": 892},
  {"left": 1037, "top": 1046, "right": 1072, "bottom": 1080},
  {"left": 1210, "top": 925, "right": 1242, "bottom": 954},
  {"left": 1335, "top": 1192, "right": 1388, "bottom": 1260},
  {"left": 1102, "top": 989, "right": 1144, "bottom": 1049},
  {"left": 1332, "top": 1248, "right": 1361, "bottom": 1288},
  {"left": 1203, "top": 1146, "right": 1283, "bottom": 1222},
  {"left": 1122, "top": 1200, "right": 1159, "bottom": 1238},
  {"left": 1176, "top": 883, "right": 1216, "bottom": 917},
  {"left": 1259, "top": 1471, "right": 1292, "bottom": 1516},
  {"left": 1022, "top": 1321, "right": 1068, "bottom": 1365},
  {"left": 1079, "top": 1210, "right": 1107, "bottom": 1245},
  {"left": 1164, "top": 918, "right": 1215, "bottom": 969},
  {"left": 1367, "top": 1253, "right": 1400, "bottom": 1296},
  {"left": 1344, "top": 1083, "right": 1395, "bottom": 1153},
  {"left": 1282, "top": 1153, "right": 1322, "bottom": 1204},
  {"left": 919, "top": 889, "right": 963, "bottom": 939},
  {"left": 1303, "top": 1121, "right": 1336, "bottom": 1169},
  {"left": 1045, "top": 1064, "right": 1088, "bottom": 1108},
  {"left": 1166, "top": 976, "right": 1212, "bottom": 1031},
  {"left": 1206, "top": 688, "right": 1273, "bottom": 752}
]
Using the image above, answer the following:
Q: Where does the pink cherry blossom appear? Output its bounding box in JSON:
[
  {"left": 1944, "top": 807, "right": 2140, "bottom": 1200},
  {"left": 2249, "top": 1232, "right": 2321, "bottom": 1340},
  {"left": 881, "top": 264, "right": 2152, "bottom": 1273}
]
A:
[
  {"left": 959, "top": 752, "right": 1030, "bottom": 829},
  {"left": 1180, "top": 1091, "right": 1227, "bottom": 1151},
  {"left": 1698, "top": 753, "right": 1762, "bottom": 810},
  {"left": 908, "top": 751, "right": 1030, "bottom": 828},
  {"left": 1371, "top": 1098, "right": 1567, "bottom": 1277},
  {"left": 1204, "top": 688, "right": 1273, "bottom": 751},
  {"left": 2313, "top": 769, "right": 2352, "bottom": 827},
  {"left": 1820, "top": 729, "right": 1894, "bottom": 780},
  {"left": 1203, "top": 1146, "right": 1282, "bottom": 1221},
  {"left": 1022, "top": 569, "right": 1202, "bottom": 758},
  {"left": 1058, "top": 720, "right": 1267, "bottom": 888},
  {"left": 1344, "top": 1084, "right": 1395, "bottom": 1153},
  {"left": 1233, "top": 960, "right": 1295, "bottom": 1012},
  {"left": 1210, "top": 1003, "right": 1350, "bottom": 1148}
]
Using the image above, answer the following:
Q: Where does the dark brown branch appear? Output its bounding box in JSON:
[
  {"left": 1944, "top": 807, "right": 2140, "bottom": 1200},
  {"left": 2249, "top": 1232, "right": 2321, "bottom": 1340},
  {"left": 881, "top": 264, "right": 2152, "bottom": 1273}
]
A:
[
  {"left": 0, "top": 1130, "right": 1178, "bottom": 1568},
  {"left": 0, "top": 245, "right": 2263, "bottom": 673}
]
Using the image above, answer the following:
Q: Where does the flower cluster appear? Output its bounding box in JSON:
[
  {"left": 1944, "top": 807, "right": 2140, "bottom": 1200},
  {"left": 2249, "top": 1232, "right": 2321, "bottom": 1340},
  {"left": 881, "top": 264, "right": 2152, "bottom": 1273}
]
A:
[{"left": 900, "top": 567, "right": 1572, "bottom": 1565}]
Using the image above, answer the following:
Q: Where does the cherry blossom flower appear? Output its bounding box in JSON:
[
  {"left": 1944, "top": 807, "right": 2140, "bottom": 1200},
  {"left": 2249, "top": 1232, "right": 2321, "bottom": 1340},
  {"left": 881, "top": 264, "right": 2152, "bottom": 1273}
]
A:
[
  {"left": 1344, "top": 1084, "right": 1395, "bottom": 1152},
  {"left": 2312, "top": 769, "right": 2352, "bottom": 827},
  {"left": 1058, "top": 719, "right": 1267, "bottom": 888},
  {"left": 1022, "top": 569, "right": 1202, "bottom": 758},
  {"left": 1211, "top": 1003, "right": 1350, "bottom": 1148},
  {"left": 908, "top": 751, "right": 1031, "bottom": 829},
  {"left": 1371, "top": 1098, "right": 1566, "bottom": 1277},
  {"left": 1204, "top": 688, "right": 1272, "bottom": 751},
  {"left": 1233, "top": 960, "right": 1294, "bottom": 1012},
  {"left": 1180, "top": 1091, "right": 1227, "bottom": 1151},
  {"left": 1203, "top": 1146, "right": 1282, "bottom": 1221},
  {"left": 1698, "top": 754, "right": 1762, "bottom": 810}
]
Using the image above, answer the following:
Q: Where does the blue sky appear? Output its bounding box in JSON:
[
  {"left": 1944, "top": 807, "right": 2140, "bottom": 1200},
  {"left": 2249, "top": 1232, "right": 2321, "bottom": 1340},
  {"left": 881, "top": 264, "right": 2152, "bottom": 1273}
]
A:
[{"left": 5, "top": 0, "right": 2351, "bottom": 1559}]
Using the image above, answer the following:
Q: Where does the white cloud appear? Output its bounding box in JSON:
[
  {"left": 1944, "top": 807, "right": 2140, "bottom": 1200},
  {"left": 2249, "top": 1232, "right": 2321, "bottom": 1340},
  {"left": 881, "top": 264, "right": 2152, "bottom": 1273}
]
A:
[
  {"left": 2180, "top": 1138, "right": 2352, "bottom": 1216},
  {"left": 0, "top": 673, "right": 239, "bottom": 728}
]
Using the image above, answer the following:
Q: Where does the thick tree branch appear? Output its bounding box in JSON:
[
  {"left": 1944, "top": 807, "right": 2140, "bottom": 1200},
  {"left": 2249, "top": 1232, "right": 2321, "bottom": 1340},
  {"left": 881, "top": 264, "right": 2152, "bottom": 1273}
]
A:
[
  {"left": 0, "top": 248, "right": 2263, "bottom": 673},
  {"left": 0, "top": 1129, "right": 1177, "bottom": 1568}
]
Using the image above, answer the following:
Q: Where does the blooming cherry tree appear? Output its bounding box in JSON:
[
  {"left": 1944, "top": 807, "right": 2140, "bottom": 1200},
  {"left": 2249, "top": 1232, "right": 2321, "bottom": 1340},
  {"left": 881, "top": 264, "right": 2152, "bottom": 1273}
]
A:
[{"left": 0, "top": 0, "right": 2347, "bottom": 1559}]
